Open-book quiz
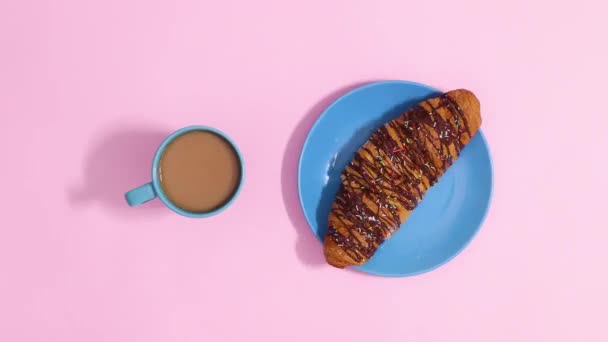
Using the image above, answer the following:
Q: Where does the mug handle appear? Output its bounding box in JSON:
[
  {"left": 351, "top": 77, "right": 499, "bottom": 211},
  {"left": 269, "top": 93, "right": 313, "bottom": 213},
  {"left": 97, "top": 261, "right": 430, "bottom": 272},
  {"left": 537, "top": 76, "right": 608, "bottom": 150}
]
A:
[{"left": 125, "top": 182, "right": 157, "bottom": 206}]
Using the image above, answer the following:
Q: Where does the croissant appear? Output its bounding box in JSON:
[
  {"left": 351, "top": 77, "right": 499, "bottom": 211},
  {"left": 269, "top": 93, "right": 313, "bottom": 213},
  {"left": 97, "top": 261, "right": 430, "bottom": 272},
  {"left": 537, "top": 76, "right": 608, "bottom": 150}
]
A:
[{"left": 324, "top": 89, "right": 482, "bottom": 268}]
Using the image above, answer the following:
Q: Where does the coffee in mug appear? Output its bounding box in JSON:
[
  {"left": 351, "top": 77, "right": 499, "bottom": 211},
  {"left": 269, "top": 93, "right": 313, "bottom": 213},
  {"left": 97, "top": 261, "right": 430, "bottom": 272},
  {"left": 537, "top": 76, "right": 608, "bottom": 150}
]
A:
[{"left": 158, "top": 130, "right": 242, "bottom": 213}]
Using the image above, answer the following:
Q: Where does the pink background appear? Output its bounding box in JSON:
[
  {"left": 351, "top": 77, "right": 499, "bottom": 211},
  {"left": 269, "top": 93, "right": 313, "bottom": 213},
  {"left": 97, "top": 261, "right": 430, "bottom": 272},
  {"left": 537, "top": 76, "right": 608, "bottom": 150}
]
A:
[{"left": 1, "top": 0, "right": 607, "bottom": 341}]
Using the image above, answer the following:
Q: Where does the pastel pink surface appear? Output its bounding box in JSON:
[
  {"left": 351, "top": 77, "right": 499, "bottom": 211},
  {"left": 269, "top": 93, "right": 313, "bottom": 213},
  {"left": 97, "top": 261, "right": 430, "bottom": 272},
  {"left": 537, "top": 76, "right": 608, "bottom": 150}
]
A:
[{"left": 1, "top": 0, "right": 606, "bottom": 341}]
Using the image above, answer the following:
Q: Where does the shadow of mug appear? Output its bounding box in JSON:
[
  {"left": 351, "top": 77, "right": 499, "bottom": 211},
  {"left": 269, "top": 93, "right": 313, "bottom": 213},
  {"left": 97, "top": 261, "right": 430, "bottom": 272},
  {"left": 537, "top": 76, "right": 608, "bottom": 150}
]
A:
[{"left": 69, "top": 126, "right": 170, "bottom": 219}]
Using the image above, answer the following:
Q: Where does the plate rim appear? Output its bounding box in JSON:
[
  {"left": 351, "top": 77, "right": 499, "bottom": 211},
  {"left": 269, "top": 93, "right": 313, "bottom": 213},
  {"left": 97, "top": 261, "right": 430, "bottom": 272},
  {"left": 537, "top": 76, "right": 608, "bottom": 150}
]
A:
[{"left": 297, "top": 80, "right": 494, "bottom": 277}]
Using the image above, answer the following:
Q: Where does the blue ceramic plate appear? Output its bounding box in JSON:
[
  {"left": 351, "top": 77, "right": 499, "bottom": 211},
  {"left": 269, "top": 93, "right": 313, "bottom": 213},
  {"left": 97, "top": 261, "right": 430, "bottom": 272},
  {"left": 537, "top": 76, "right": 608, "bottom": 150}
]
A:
[{"left": 298, "top": 81, "right": 493, "bottom": 277}]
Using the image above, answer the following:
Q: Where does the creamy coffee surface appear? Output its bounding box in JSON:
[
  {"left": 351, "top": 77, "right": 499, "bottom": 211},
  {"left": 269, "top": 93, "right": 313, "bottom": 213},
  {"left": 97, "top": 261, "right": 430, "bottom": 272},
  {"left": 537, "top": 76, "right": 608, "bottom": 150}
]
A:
[{"left": 159, "top": 130, "right": 241, "bottom": 213}]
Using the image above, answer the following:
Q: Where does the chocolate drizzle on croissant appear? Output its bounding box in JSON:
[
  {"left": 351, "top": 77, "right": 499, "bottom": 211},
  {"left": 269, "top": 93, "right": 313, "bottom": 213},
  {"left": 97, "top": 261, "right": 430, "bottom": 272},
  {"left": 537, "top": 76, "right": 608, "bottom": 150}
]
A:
[{"left": 323, "top": 89, "right": 482, "bottom": 268}]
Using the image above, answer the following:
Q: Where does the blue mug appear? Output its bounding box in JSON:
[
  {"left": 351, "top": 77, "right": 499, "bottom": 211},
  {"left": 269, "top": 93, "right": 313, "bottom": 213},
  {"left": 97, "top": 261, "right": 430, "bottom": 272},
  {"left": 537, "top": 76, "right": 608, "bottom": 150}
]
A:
[{"left": 124, "top": 126, "right": 245, "bottom": 218}]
